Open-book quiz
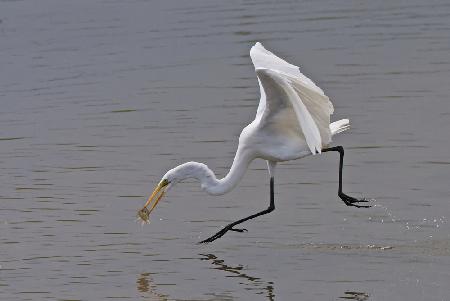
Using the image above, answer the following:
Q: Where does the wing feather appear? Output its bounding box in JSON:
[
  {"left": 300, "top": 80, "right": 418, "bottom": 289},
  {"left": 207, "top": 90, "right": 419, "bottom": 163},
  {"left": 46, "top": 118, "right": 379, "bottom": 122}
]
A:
[
  {"left": 256, "top": 68, "right": 322, "bottom": 154},
  {"left": 250, "top": 42, "right": 334, "bottom": 154}
]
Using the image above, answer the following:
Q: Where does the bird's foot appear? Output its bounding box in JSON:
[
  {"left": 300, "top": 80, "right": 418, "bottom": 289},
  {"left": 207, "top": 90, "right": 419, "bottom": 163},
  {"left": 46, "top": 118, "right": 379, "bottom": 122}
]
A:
[
  {"left": 339, "top": 193, "right": 371, "bottom": 208},
  {"left": 199, "top": 224, "right": 247, "bottom": 244}
]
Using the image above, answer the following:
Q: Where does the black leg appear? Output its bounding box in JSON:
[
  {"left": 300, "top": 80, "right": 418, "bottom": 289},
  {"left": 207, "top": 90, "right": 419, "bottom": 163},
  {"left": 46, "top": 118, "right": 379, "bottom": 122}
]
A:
[
  {"left": 200, "top": 177, "right": 275, "bottom": 243},
  {"left": 322, "top": 146, "right": 370, "bottom": 208}
]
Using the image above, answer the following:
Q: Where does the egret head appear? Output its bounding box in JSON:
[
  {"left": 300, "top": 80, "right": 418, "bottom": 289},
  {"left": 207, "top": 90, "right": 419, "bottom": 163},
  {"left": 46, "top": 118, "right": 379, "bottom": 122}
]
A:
[{"left": 137, "top": 162, "right": 211, "bottom": 224}]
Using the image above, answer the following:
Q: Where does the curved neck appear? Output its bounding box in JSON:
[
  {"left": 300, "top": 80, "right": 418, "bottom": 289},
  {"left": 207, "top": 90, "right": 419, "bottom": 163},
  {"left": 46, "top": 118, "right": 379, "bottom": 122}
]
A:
[
  {"left": 180, "top": 147, "right": 252, "bottom": 196},
  {"left": 166, "top": 147, "right": 253, "bottom": 195},
  {"left": 208, "top": 147, "right": 252, "bottom": 195}
]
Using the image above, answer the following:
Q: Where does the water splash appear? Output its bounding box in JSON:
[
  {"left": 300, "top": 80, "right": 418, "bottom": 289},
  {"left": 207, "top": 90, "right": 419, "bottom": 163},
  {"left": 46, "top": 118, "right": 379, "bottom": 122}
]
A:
[{"left": 371, "top": 200, "right": 447, "bottom": 235}]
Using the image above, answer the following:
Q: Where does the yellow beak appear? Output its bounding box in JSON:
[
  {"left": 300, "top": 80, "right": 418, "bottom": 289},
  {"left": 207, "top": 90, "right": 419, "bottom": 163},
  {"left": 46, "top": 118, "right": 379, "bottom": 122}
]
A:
[{"left": 137, "top": 180, "right": 169, "bottom": 223}]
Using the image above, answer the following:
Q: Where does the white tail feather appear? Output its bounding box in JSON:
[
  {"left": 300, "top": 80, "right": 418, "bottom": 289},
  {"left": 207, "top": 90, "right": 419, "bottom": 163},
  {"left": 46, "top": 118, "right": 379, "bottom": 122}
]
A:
[{"left": 330, "top": 119, "right": 350, "bottom": 135}]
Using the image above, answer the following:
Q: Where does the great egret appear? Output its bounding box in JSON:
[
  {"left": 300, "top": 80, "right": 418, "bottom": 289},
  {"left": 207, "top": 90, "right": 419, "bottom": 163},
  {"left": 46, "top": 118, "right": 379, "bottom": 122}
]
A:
[{"left": 138, "top": 42, "right": 370, "bottom": 243}]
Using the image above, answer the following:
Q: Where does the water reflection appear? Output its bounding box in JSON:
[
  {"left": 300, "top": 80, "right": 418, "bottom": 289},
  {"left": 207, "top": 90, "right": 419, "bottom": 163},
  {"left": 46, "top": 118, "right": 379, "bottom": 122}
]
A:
[
  {"left": 340, "top": 291, "right": 370, "bottom": 301},
  {"left": 200, "top": 253, "right": 275, "bottom": 301},
  {"left": 137, "top": 272, "right": 169, "bottom": 301}
]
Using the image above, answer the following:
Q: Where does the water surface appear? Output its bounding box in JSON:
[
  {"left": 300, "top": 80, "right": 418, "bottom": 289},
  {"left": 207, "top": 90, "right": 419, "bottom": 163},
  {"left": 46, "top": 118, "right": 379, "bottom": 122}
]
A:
[{"left": 1, "top": 0, "right": 450, "bottom": 300}]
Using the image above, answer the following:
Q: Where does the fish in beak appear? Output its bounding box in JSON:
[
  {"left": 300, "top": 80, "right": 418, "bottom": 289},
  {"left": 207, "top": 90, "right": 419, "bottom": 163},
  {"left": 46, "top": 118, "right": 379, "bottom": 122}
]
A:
[{"left": 137, "top": 179, "right": 169, "bottom": 224}]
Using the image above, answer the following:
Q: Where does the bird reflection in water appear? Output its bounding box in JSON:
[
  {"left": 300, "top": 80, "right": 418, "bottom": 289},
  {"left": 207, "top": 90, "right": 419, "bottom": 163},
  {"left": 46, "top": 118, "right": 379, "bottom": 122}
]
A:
[
  {"left": 200, "top": 253, "right": 275, "bottom": 301},
  {"left": 340, "top": 291, "right": 370, "bottom": 301},
  {"left": 137, "top": 272, "right": 169, "bottom": 301},
  {"left": 137, "top": 257, "right": 368, "bottom": 300}
]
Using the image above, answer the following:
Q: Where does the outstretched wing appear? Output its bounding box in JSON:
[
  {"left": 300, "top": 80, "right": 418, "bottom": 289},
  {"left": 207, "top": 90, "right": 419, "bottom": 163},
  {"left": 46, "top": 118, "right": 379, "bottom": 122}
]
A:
[{"left": 250, "top": 42, "right": 334, "bottom": 154}]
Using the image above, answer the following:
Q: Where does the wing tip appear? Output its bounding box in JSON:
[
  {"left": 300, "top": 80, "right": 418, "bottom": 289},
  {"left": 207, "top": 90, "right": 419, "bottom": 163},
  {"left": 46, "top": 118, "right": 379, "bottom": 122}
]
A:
[
  {"left": 253, "top": 41, "right": 262, "bottom": 48},
  {"left": 250, "top": 42, "right": 268, "bottom": 57}
]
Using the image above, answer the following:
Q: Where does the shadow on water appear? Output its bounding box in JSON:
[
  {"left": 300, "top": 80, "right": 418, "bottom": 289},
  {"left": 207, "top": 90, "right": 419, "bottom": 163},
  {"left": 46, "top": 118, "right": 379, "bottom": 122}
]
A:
[{"left": 200, "top": 253, "right": 275, "bottom": 301}]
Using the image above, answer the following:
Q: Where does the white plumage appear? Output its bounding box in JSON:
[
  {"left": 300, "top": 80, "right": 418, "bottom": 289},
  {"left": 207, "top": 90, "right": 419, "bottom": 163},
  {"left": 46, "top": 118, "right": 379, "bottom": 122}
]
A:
[
  {"left": 250, "top": 42, "right": 336, "bottom": 155},
  {"left": 138, "top": 42, "right": 367, "bottom": 242}
]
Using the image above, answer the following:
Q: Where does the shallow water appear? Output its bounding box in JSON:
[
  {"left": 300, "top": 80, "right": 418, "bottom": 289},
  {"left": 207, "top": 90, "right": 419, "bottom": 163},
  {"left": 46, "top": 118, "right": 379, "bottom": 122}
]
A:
[{"left": 1, "top": 0, "right": 450, "bottom": 300}]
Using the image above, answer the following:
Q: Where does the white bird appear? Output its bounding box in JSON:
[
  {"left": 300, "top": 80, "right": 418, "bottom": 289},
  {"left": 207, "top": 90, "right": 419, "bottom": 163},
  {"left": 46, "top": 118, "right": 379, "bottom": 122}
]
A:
[{"left": 138, "top": 42, "right": 370, "bottom": 243}]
